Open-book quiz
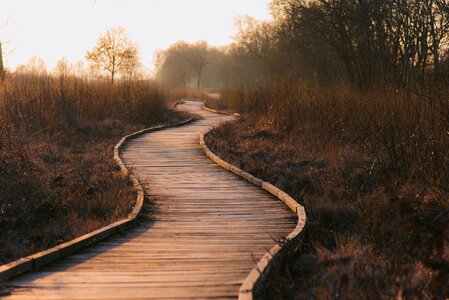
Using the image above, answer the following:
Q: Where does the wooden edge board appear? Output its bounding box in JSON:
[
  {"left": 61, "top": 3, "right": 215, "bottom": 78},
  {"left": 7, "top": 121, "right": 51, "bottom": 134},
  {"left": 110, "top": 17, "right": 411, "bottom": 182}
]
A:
[
  {"left": 0, "top": 114, "right": 196, "bottom": 282},
  {"left": 172, "top": 100, "right": 185, "bottom": 108},
  {"left": 201, "top": 102, "right": 241, "bottom": 117},
  {"left": 199, "top": 106, "right": 306, "bottom": 300},
  {"left": 174, "top": 98, "right": 240, "bottom": 117}
]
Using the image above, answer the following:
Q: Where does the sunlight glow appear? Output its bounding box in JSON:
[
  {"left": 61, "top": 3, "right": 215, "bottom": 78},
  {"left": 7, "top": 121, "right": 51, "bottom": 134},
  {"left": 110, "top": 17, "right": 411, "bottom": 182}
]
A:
[{"left": 0, "top": 0, "right": 271, "bottom": 73}]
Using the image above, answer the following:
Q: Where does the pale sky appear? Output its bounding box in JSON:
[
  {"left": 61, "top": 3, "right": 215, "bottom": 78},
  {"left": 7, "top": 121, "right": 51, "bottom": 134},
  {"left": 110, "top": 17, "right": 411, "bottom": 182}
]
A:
[{"left": 0, "top": 0, "right": 271, "bottom": 73}]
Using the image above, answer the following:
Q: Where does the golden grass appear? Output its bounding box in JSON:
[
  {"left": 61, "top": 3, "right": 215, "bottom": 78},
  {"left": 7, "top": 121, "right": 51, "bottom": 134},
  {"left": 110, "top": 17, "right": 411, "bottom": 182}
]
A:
[
  {"left": 0, "top": 73, "right": 190, "bottom": 264},
  {"left": 205, "top": 82, "right": 449, "bottom": 299}
]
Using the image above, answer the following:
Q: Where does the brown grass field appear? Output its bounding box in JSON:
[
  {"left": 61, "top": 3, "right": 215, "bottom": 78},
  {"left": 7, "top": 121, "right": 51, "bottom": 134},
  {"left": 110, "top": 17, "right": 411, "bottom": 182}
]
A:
[
  {"left": 205, "top": 82, "right": 449, "bottom": 299},
  {"left": 0, "top": 74, "right": 194, "bottom": 264},
  {"left": 3, "top": 1, "right": 449, "bottom": 298}
]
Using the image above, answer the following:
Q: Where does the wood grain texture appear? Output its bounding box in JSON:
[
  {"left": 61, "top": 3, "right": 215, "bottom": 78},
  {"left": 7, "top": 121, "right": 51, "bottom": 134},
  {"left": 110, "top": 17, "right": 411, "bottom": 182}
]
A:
[{"left": 3, "top": 101, "right": 296, "bottom": 299}]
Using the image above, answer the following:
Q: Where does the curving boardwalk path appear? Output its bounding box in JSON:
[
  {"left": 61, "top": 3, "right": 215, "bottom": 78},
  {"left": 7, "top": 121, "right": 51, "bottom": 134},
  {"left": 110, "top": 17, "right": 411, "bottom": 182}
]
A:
[{"left": 4, "top": 101, "right": 296, "bottom": 299}]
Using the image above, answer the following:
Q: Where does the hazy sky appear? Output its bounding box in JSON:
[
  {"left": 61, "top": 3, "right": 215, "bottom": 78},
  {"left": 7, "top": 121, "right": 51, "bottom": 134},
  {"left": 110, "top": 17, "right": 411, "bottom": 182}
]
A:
[{"left": 0, "top": 0, "right": 271, "bottom": 72}]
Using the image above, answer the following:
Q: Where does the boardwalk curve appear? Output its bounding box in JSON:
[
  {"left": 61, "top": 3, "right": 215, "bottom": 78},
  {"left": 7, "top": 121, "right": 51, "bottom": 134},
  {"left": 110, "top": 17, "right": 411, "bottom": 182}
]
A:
[{"left": 4, "top": 101, "right": 296, "bottom": 299}]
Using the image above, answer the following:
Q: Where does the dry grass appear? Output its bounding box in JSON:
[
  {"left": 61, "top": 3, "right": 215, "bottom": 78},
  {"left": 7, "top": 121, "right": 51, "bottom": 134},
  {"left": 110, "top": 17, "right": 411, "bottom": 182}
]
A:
[
  {"left": 0, "top": 74, "right": 190, "bottom": 264},
  {"left": 167, "top": 87, "right": 210, "bottom": 101},
  {"left": 205, "top": 82, "right": 449, "bottom": 299}
]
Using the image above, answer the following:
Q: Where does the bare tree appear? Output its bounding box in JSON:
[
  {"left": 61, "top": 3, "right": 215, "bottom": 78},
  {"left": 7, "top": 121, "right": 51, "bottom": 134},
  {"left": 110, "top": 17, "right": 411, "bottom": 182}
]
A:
[
  {"left": 0, "top": 18, "right": 9, "bottom": 82},
  {"left": 155, "top": 42, "right": 193, "bottom": 87},
  {"left": 54, "top": 57, "right": 72, "bottom": 79},
  {"left": 232, "top": 16, "right": 277, "bottom": 85},
  {"left": 269, "top": 0, "right": 449, "bottom": 87},
  {"left": 121, "top": 49, "right": 142, "bottom": 80},
  {"left": 86, "top": 27, "right": 139, "bottom": 83},
  {"left": 15, "top": 56, "right": 47, "bottom": 76},
  {"left": 191, "top": 41, "right": 208, "bottom": 89},
  {"left": 155, "top": 41, "right": 209, "bottom": 88}
]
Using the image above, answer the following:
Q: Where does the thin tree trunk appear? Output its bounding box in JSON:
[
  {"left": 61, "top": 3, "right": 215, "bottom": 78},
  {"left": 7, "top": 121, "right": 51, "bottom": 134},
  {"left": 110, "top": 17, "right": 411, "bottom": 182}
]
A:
[
  {"left": 0, "top": 42, "right": 5, "bottom": 81},
  {"left": 197, "top": 67, "right": 202, "bottom": 89},
  {"left": 111, "top": 57, "right": 116, "bottom": 84},
  {"left": 428, "top": 2, "right": 441, "bottom": 82}
]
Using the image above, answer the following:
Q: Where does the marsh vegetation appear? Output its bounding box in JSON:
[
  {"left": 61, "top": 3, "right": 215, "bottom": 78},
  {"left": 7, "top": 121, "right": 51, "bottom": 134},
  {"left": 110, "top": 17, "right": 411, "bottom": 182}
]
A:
[
  {"left": 155, "top": 0, "right": 449, "bottom": 298},
  {"left": 0, "top": 27, "right": 196, "bottom": 264},
  {"left": 0, "top": 1, "right": 448, "bottom": 298}
]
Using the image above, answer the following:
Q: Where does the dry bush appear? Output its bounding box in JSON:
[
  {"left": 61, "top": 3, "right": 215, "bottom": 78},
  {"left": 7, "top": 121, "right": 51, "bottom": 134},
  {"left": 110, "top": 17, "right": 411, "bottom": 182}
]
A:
[
  {"left": 0, "top": 73, "right": 189, "bottom": 264},
  {"left": 0, "top": 121, "right": 136, "bottom": 263},
  {"left": 218, "top": 86, "right": 271, "bottom": 112},
  {"left": 166, "top": 87, "right": 210, "bottom": 104},
  {"left": 217, "top": 81, "right": 449, "bottom": 188},
  {"left": 205, "top": 82, "right": 449, "bottom": 299},
  {"left": 0, "top": 74, "right": 171, "bottom": 131}
]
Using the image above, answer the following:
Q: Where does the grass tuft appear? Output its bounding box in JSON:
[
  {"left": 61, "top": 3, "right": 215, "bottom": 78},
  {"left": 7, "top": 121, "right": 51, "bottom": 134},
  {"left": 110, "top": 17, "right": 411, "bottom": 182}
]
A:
[
  {"left": 205, "top": 81, "right": 449, "bottom": 299},
  {"left": 0, "top": 73, "right": 190, "bottom": 264}
]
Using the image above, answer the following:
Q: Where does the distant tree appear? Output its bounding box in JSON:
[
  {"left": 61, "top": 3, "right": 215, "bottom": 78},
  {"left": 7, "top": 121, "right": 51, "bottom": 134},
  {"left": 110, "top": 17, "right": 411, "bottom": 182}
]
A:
[
  {"left": 155, "top": 42, "right": 193, "bottom": 87},
  {"left": 270, "top": 0, "right": 449, "bottom": 87},
  {"left": 198, "top": 46, "right": 234, "bottom": 88},
  {"left": 155, "top": 41, "right": 209, "bottom": 88},
  {"left": 191, "top": 41, "right": 208, "bottom": 89},
  {"left": 121, "top": 51, "right": 142, "bottom": 80},
  {"left": 54, "top": 57, "right": 72, "bottom": 79},
  {"left": 15, "top": 56, "right": 47, "bottom": 76},
  {"left": 0, "top": 19, "right": 9, "bottom": 82},
  {"left": 232, "top": 16, "right": 277, "bottom": 84},
  {"left": 86, "top": 27, "right": 139, "bottom": 83}
]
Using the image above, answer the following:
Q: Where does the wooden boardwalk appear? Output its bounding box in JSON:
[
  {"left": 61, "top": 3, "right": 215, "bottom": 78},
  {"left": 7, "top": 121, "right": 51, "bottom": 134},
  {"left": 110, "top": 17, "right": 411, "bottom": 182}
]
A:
[{"left": 4, "top": 101, "right": 296, "bottom": 299}]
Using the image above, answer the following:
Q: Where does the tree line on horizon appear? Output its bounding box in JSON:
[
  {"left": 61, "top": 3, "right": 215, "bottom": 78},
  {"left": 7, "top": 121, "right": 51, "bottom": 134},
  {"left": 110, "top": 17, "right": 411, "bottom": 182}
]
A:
[
  {"left": 154, "top": 0, "right": 449, "bottom": 89},
  {"left": 0, "top": 26, "right": 142, "bottom": 83},
  {"left": 2, "top": 0, "right": 449, "bottom": 89}
]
